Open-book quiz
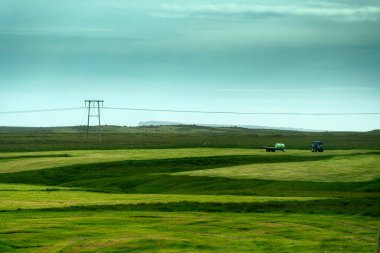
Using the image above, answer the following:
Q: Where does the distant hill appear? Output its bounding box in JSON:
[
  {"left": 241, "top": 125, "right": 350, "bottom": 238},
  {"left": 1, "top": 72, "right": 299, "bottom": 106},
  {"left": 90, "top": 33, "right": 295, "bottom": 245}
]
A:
[
  {"left": 139, "top": 121, "right": 184, "bottom": 126},
  {"left": 0, "top": 124, "right": 374, "bottom": 134},
  {"left": 0, "top": 125, "right": 305, "bottom": 134},
  {"left": 139, "top": 121, "right": 325, "bottom": 132}
]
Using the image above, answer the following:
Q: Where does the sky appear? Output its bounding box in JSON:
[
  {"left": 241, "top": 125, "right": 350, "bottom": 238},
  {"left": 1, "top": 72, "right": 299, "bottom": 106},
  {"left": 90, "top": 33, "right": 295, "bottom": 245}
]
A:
[{"left": 0, "top": 0, "right": 380, "bottom": 131}]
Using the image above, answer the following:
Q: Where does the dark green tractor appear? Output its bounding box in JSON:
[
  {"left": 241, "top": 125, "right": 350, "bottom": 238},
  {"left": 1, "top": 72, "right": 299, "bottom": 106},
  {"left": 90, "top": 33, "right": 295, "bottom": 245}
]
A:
[{"left": 311, "top": 141, "right": 323, "bottom": 152}]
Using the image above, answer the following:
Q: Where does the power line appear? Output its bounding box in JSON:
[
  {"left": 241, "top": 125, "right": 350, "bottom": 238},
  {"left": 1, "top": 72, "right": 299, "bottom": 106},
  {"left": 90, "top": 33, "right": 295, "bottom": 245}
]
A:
[
  {"left": 0, "top": 107, "right": 83, "bottom": 114},
  {"left": 0, "top": 106, "right": 379, "bottom": 116},
  {"left": 103, "top": 107, "right": 380, "bottom": 116}
]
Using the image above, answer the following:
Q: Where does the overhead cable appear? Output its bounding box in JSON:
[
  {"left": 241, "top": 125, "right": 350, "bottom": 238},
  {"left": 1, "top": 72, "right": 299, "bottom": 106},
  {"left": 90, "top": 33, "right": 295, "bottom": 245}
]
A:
[
  {"left": 103, "top": 107, "right": 380, "bottom": 116},
  {"left": 0, "top": 106, "right": 379, "bottom": 116},
  {"left": 0, "top": 107, "right": 83, "bottom": 114}
]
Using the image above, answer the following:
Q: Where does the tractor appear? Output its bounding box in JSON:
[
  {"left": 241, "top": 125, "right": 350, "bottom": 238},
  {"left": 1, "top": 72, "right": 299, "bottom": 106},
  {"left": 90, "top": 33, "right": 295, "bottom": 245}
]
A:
[{"left": 311, "top": 141, "right": 323, "bottom": 152}]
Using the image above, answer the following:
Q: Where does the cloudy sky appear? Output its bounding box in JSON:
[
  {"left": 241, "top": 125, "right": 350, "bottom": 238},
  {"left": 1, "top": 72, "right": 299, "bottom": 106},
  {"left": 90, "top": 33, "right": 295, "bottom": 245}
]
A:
[{"left": 1, "top": 0, "right": 379, "bottom": 130}]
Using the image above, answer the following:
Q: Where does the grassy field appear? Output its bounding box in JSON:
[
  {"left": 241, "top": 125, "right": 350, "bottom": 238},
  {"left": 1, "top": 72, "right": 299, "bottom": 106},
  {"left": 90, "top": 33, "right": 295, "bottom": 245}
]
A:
[
  {"left": 0, "top": 211, "right": 377, "bottom": 253},
  {"left": 0, "top": 125, "right": 379, "bottom": 151},
  {"left": 0, "top": 145, "right": 379, "bottom": 252},
  {"left": 0, "top": 183, "right": 326, "bottom": 211},
  {"left": 175, "top": 151, "right": 380, "bottom": 182},
  {"left": 0, "top": 148, "right": 367, "bottom": 173}
]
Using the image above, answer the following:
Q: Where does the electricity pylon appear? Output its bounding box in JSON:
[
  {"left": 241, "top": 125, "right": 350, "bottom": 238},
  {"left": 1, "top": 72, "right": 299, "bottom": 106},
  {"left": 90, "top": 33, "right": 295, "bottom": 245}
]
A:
[{"left": 85, "top": 100, "right": 104, "bottom": 142}]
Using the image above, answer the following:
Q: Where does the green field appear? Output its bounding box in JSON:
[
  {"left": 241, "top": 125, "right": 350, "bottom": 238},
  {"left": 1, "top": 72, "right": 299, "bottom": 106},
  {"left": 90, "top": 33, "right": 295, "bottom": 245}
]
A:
[
  {"left": 0, "top": 145, "right": 379, "bottom": 252},
  {"left": 1, "top": 211, "right": 377, "bottom": 253},
  {"left": 175, "top": 151, "right": 380, "bottom": 182},
  {"left": 1, "top": 125, "right": 380, "bottom": 151}
]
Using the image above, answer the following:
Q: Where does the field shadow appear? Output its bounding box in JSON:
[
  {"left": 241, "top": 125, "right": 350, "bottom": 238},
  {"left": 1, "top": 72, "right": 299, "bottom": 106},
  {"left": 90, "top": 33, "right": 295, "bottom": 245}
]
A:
[
  {"left": 23, "top": 197, "right": 380, "bottom": 217},
  {"left": 0, "top": 154, "right": 71, "bottom": 161}
]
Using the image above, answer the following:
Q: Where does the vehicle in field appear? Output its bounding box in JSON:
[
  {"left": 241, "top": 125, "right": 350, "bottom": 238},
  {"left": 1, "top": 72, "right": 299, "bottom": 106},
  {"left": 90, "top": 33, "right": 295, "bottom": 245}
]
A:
[
  {"left": 311, "top": 141, "right": 323, "bottom": 152},
  {"left": 264, "top": 143, "right": 285, "bottom": 152}
]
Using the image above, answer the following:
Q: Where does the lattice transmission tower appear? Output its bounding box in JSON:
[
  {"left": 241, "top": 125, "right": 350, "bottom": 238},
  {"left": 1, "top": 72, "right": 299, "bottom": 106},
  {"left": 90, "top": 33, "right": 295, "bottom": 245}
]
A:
[{"left": 84, "top": 100, "right": 104, "bottom": 142}]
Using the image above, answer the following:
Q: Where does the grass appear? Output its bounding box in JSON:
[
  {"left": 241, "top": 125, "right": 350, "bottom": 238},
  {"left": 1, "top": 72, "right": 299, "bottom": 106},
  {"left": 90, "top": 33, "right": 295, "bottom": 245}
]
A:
[
  {"left": 0, "top": 147, "right": 379, "bottom": 252},
  {"left": 0, "top": 125, "right": 380, "bottom": 151},
  {"left": 0, "top": 148, "right": 277, "bottom": 173},
  {"left": 0, "top": 148, "right": 370, "bottom": 173},
  {"left": 0, "top": 211, "right": 377, "bottom": 252},
  {"left": 174, "top": 152, "right": 380, "bottom": 182},
  {"left": 0, "top": 183, "right": 326, "bottom": 211},
  {"left": 1, "top": 150, "right": 379, "bottom": 198}
]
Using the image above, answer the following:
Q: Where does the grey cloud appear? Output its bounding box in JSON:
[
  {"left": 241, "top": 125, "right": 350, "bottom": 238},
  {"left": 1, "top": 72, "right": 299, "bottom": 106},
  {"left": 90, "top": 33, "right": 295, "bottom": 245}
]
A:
[
  {"left": 158, "top": 3, "right": 380, "bottom": 21},
  {"left": 218, "top": 87, "right": 380, "bottom": 92}
]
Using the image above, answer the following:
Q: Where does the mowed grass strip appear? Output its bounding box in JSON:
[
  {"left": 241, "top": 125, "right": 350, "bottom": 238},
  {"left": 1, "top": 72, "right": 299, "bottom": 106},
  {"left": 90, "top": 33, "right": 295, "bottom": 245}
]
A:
[
  {"left": 174, "top": 153, "right": 380, "bottom": 182},
  {"left": 0, "top": 148, "right": 267, "bottom": 173},
  {"left": 0, "top": 148, "right": 370, "bottom": 173},
  {"left": 0, "top": 183, "right": 326, "bottom": 211},
  {"left": 0, "top": 211, "right": 377, "bottom": 253},
  {"left": 1, "top": 152, "right": 380, "bottom": 197}
]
